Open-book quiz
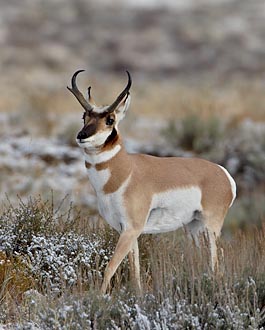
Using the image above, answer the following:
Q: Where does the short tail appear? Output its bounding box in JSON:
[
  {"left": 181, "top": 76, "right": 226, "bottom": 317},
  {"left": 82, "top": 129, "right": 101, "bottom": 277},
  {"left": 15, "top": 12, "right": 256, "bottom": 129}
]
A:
[{"left": 218, "top": 165, "right": 237, "bottom": 207}]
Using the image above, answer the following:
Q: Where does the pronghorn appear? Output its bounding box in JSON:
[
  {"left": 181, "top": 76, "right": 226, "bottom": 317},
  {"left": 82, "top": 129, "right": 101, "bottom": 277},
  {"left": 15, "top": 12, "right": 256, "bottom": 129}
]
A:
[{"left": 67, "top": 70, "right": 236, "bottom": 294}]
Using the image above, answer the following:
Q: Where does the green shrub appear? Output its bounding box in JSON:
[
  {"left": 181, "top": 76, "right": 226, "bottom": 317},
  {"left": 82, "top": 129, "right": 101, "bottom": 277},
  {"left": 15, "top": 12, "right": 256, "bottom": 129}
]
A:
[
  {"left": 163, "top": 114, "right": 224, "bottom": 154},
  {"left": 225, "top": 194, "right": 265, "bottom": 233}
]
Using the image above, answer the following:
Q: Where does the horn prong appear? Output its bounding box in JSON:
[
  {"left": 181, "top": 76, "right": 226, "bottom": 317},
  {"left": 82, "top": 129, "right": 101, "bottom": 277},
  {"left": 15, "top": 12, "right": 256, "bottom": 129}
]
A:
[
  {"left": 87, "top": 86, "right": 97, "bottom": 106},
  {"left": 88, "top": 86, "right": 92, "bottom": 99}
]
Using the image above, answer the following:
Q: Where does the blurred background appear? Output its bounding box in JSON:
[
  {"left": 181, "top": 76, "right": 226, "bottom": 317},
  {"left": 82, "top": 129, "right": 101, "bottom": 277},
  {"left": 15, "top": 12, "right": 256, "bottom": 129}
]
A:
[{"left": 0, "top": 0, "right": 265, "bottom": 233}]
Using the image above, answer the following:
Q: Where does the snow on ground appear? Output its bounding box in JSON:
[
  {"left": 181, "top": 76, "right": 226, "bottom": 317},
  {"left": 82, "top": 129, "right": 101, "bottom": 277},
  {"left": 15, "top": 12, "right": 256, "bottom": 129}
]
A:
[
  {"left": 1, "top": 110, "right": 265, "bottom": 210},
  {"left": 0, "top": 133, "right": 97, "bottom": 207},
  {"left": 0, "top": 112, "right": 167, "bottom": 208}
]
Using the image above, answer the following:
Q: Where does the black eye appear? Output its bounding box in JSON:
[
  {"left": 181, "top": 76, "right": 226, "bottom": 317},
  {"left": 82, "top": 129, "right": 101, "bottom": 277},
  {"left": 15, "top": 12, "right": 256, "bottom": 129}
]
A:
[{"left": 106, "top": 117, "right": 114, "bottom": 126}]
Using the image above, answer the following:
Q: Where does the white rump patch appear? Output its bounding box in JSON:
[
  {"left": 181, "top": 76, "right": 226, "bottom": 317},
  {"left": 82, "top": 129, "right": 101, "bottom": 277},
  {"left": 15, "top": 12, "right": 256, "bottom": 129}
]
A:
[
  {"left": 143, "top": 186, "right": 202, "bottom": 234},
  {"left": 218, "top": 165, "right": 237, "bottom": 207}
]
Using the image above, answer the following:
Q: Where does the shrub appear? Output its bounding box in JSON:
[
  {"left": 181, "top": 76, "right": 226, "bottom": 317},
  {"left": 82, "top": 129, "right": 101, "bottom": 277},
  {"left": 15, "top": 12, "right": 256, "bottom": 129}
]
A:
[
  {"left": 163, "top": 114, "right": 224, "bottom": 154},
  {"left": 0, "top": 196, "right": 265, "bottom": 329},
  {"left": 0, "top": 197, "right": 114, "bottom": 295}
]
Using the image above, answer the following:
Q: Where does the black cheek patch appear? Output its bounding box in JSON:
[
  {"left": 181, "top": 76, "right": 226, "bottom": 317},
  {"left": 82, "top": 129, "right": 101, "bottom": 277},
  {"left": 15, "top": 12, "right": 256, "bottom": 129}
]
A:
[{"left": 104, "top": 128, "right": 118, "bottom": 146}]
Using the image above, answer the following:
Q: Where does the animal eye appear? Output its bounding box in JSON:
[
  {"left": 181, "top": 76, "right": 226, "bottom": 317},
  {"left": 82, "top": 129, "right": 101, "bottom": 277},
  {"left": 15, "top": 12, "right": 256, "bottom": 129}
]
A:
[{"left": 106, "top": 117, "right": 114, "bottom": 126}]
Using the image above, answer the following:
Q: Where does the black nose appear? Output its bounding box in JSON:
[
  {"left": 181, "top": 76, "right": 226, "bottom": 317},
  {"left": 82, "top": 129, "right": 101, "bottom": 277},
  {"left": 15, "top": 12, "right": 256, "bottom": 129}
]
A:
[{"left": 77, "top": 131, "right": 88, "bottom": 140}]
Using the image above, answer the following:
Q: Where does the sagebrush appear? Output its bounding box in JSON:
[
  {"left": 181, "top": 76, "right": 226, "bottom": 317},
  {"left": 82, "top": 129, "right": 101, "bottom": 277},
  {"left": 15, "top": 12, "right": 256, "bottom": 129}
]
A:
[{"left": 0, "top": 197, "right": 265, "bottom": 328}]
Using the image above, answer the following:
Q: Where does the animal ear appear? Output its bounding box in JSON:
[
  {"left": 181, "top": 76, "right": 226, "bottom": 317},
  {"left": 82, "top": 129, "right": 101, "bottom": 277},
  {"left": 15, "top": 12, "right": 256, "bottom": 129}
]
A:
[{"left": 115, "top": 94, "right": 131, "bottom": 122}]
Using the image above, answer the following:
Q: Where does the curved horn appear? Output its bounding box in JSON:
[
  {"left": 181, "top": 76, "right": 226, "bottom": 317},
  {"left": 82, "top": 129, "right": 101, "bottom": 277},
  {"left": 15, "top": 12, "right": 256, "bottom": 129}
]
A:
[
  {"left": 106, "top": 71, "right": 132, "bottom": 114},
  {"left": 67, "top": 70, "right": 93, "bottom": 112}
]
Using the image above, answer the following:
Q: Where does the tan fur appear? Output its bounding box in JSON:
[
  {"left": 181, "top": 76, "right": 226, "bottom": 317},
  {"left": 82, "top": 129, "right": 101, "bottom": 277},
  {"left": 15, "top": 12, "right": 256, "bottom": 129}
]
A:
[
  {"left": 123, "top": 153, "right": 232, "bottom": 271},
  {"left": 95, "top": 141, "right": 131, "bottom": 194},
  {"left": 94, "top": 146, "right": 233, "bottom": 225},
  {"left": 91, "top": 138, "right": 234, "bottom": 292},
  {"left": 70, "top": 71, "right": 236, "bottom": 295}
]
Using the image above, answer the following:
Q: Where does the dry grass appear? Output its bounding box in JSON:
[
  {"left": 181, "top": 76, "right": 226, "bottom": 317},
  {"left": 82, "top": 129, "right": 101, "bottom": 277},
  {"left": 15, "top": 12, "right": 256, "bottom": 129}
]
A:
[
  {"left": 2, "top": 78, "right": 265, "bottom": 124},
  {"left": 0, "top": 197, "right": 265, "bottom": 328},
  {"left": 1, "top": 74, "right": 264, "bottom": 327}
]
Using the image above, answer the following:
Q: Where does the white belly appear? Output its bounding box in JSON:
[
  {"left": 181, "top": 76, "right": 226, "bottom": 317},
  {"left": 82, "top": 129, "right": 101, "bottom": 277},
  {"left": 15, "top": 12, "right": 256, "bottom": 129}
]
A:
[{"left": 143, "top": 186, "right": 202, "bottom": 234}]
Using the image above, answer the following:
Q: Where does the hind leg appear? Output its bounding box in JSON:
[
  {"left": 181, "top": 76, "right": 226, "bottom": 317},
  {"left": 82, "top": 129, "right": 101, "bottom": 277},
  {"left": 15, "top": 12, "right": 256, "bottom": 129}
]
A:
[
  {"left": 186, "top": 216, "right": 205, "bottom": 247},
  {"left": 186, "top": 211, "right": 224, "bottom": 271},
  {"left": 207, "top": 230, "right": 219, "bottom": 271},
  {"left": 203, "top": 211, "right": 225, "bottom": 271}
]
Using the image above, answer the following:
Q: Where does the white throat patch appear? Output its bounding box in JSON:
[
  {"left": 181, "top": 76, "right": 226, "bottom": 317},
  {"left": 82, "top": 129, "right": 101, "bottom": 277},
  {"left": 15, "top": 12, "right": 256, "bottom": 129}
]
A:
[{"left": 84, "top": 144, "right": 121, "bottom": 165}]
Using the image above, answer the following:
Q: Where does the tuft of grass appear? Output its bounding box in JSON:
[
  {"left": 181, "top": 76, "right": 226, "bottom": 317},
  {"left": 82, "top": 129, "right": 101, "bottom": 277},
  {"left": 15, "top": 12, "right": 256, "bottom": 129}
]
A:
[
  {"left": 0, "top": 252, "right": 34, "bottom": 304},
  {"left": 0, "top": 196, "right": 116, "bottom": 295},
  {"left": 0, "top": 196, "right": 78, "bottom": 254}
]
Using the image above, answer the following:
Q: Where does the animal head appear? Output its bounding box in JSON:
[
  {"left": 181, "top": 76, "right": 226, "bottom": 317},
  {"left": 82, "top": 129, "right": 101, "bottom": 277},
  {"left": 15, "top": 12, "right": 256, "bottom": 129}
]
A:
[{"left": 67, "top": 70, "right": 131, "bottom": 150}]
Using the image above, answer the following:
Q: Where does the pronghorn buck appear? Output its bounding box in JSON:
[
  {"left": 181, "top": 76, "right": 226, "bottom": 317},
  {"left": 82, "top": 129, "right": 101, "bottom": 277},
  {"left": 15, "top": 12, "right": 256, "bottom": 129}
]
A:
[{"left": 67, "top": 70, "right": 236, "bottom": 294}]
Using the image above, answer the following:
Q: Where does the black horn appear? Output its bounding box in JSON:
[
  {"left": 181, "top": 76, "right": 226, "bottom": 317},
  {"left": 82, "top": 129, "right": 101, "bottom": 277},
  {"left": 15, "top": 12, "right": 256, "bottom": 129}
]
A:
[
  {"left": 106, "top": 71, "right": 132, "bottom": 114},
  {"left": 67, "top": 70, "right": 93, "bottom": 112},
  {"left": 87, "top": 86, "right": 92, "bottom": 101},
  {"left": 87, "top": 86, "right": 96, "bottom": 105}
]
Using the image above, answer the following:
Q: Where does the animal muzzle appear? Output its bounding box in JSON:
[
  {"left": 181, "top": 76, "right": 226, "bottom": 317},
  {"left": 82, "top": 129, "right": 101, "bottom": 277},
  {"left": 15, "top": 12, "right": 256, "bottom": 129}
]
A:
[
  {"left": 77, "top": 123, "right": 97, "bottom": 142},
  {"left": 77, "top": 130, "right": 88, "bottom": 141}
]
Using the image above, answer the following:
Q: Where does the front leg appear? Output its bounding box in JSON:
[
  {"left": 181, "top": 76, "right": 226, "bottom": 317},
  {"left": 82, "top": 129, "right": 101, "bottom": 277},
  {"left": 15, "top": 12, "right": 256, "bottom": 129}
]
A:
[
  {"left": 128, "top": 239, "right": 141, "bottom": 294},
  {"left": 101, "top": 228, "right": 141, "bottom": 294}
]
